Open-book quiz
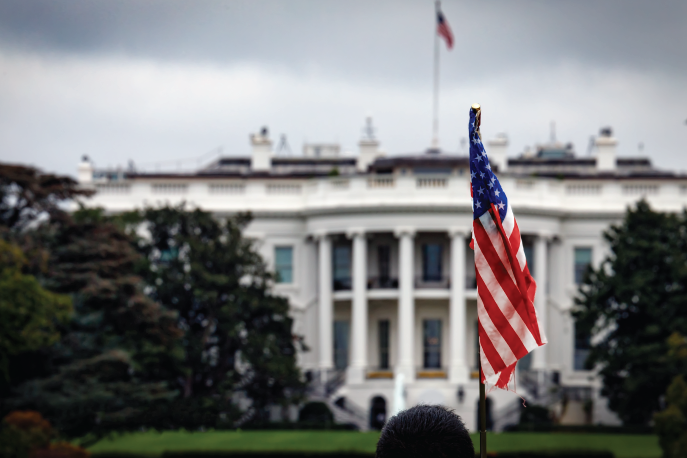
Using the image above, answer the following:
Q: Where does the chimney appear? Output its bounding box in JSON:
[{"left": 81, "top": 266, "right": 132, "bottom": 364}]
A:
[
  {"left": 77, "top": 155, "right": 93, "bottom": 184},
  {"left": 357, "top": 116, "right": 384, "bottom": 172},
  {"left": 487, "top": 134, "right": 509, "bottom": 172},
  {"left": 595, "top": 127, "right": 617, "bottom": 172},
  {"left": 250, "top": 126, "right": 272, "bottom": 172}
]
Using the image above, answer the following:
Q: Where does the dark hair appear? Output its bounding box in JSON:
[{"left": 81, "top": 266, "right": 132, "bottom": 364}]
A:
[{"left": 376, "top": 405, "right": 474, "bottom": 458}]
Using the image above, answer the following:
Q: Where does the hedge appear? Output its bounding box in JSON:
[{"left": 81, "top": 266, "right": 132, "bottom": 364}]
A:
[{"left": 91, "top": 451, "right": 615, "bottom": 458}]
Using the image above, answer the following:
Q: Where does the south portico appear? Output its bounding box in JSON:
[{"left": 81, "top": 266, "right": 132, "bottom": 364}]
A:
[{"left": 307, "top": 214, "right": 554, "bottom": 426}]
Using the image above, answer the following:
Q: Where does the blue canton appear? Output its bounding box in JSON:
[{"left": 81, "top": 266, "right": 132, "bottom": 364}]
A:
[{"left": 469, "top": 109, "right": 508, "bottom": 222}]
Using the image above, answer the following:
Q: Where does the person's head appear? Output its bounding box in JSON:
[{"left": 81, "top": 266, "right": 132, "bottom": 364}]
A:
[{"left": 376, "top": 405, "right": 474, "bottom": 458}]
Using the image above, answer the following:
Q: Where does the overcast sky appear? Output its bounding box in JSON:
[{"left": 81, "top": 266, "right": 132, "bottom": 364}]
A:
[{"left": 0, "top": 0, "right": 686, "bottom": 176}]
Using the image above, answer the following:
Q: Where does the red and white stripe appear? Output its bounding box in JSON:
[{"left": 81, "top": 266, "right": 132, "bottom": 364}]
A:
[{"left": 473, "top": 203, "right": 547, "bottom": 389}]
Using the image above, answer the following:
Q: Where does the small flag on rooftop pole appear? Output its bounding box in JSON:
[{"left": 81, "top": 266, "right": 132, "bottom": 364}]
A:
[
  {"left": 436, "top": 5, "right": 453, "bottom": 49},
  {"left": 469, "top": 105, "right": 547, "bottom": 390}
]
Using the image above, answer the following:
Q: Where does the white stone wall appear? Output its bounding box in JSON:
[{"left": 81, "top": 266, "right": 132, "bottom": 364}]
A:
[{"left": 80, "top": 170, "right": 687, "bottom": 429}]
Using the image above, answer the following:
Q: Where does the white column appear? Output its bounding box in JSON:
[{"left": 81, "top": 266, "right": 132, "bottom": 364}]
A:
[
  {"left": 449, "top": 228, "right": 469, "bottom": 384},
  {"left": 395, "top": 227, "right": 415, "bottom": 382},
  {"left": 317, "top": 234, "right": 333, "bottom": 377},
  {"left": 347, "top": 229, "right": 367, "bottom": 384},
  {"left": 531, "top": 234, "right": 549, "bottom": 370}
]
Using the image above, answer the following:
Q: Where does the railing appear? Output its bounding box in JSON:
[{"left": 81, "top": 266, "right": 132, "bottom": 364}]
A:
[
  {"left": 367, "top": 276, "right": 399, "bottom": 289},
  {"left": 334, "top": 275, "right": 478, "bottom": 290},
  {"left": 95, "top": 183, "right": 131, "bottom": 194},
  {"left": 416, "top": 177, "right": 447, "bottom": 188},
  {"left": 152, "top": 183, "right": 188, "bottom": 194},
  {"left": 333, "top": 277, "right": 352, "bottom": 291},
  {"left": 267, "top": 183, "right": 302, "bottom": 194},
  {"left": 209, "top": 183, "right": 245, "bottom": 194},
  {"left": 367, "top": 177, "right": 395, "bottom": 188},
  {"left": 90, "top": 176, "right": 681, "bottom": 213},
  {"left": 330, "top": 179, "right": 350, "bottom": 190},
  {"left": 566, "top": 183, "right": 602, "bottom": 195},
  {"left": 414, "top": 276, "right": 450, "bottom": 289},
  {"left": 416, "top": 367, "right": 448, "bottom": 379},
  {"left": 366, "top": 368, "right": 394, "bottom": 379},
  {"left": 622, "top": 184, "right": 659, "bottom": 195}
]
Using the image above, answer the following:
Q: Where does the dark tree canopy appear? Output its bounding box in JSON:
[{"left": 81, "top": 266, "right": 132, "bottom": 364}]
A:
[
  {"left": 0, "top": 163, "right": 92, "bottom": 232},
  {"left": 129, "top": 205, "right": 305, "bottom": 421},
  {"left": 573, "top": 200, "right": 687, "bottom": 425},
  {"left": 10, "top": 209, "right": 185, "bottom": 439},
  {"left": 0, "top": 239, "right": 71, "bottom": 382},
  {"left": 654, "top": 333, "right": 687, "bottom": 458}
]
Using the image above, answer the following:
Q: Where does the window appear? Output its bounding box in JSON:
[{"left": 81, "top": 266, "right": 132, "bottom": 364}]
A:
[
  {"left": 333, "top": 245, "right": 351, "bottom": 290},
  {"left": 574, "top": 247, "right": 593, "bottom": 284},
  {"left": 378, "top": 245, "right": 390, "bottom": 285},
  {"left": 334, "top": 320, "right": 350, "bottom": 369},
  {"left": 422, "top": 244, "right": 443, "bottom": 282},
  {"left": 379, "top": 320, "right": 390, "bottom": 369},
  {"left": 423, "top": 319, "right": 442, "bottom": 369},
  {"left": 274, "top": 246, "right": 293, "bottom": 284},
  {"left": 160, "top": 247, "right": 178, "bottom": 263},
  {"left": 524, "top": 244, "right": 534, "bottom": 277},
  {"left": 574, "top": 322, "right": 592, "bottom": 371}
]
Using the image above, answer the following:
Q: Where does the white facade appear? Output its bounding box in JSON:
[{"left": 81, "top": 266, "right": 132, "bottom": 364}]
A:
[{"left": 79, "top": 125, "right": 687, "bottom": 430}]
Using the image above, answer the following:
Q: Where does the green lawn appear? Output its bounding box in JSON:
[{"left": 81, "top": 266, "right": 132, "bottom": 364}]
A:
[{"left": 88, "top": 431, "right": 661, "bottom": 458}]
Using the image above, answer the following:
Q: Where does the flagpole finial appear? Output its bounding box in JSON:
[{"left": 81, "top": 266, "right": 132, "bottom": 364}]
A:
[{"left": 471, "top": 103, "right": 481, "bottom": 112}]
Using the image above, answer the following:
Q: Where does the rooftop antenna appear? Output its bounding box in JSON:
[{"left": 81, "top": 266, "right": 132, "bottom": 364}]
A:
[
  {"left": 363, "top": 116, "right": 376, "bottom": 140},
  {"left": 460, "top": 137, "right": 467, "bottom": 154},
  {"left": 638, "top": 142, "right": 644, "bottom": 154},
  {"left": 587, "top": 135, "right": 595, "bottom": 156},
  {"left": 276, "top": 134, "right": 292, "bottom": 156},
  {"left": 550, "top": 121, "right": 556, "bottom": 143}
]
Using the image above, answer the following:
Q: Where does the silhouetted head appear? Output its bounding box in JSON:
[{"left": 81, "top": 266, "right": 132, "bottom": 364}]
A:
[{"left": 376, "top": 405, "right": 474, "bottom": 458}]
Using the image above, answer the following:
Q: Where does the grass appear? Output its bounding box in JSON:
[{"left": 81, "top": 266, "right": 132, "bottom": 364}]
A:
[{"left": 88, "top": 431, "right": 662, "bottom": 458}]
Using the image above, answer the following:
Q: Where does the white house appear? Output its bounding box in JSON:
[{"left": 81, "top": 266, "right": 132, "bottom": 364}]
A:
[{"left": 77, "top": 120, "right": 687, "bottom": 431}]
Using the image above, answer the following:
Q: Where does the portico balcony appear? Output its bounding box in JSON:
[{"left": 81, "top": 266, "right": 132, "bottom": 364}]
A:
[
  {"left": 333, "top": 277, "right": 352, "bottom": 291},
  {"left": 414, "top": 275, "right": 450, "bottom": 289},
  {"left": 416, "top": 367, "right": 448, "bottom": 379},
  {"left": 366, "top": 368, "right": 394, "bottom": 379},
  {"left": 367, "top": 276, "right": 399, "bottom": 289}
]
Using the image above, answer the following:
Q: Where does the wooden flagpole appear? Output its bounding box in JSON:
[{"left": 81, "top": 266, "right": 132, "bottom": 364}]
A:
[
  {"left": 472, "top": 103, "right": 487, "bottom": 458},
  {"left": 479, "top": 366, "right": 487, "bottom": 458}
]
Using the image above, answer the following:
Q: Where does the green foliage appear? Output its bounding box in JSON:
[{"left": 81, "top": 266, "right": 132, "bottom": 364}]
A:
[
  {"left": 0, "top": 240, "right": 71, "bottom": 381},
  {"left": 10, "top": 210, "right": 185, "bottom": 439},
  {"left": 519, "top": 404, "right": 551, "bottom": 425},
  {"left": 298, "top": 402, "right": 334, "bottom": 424},
  {"left": 0, "top": 163, "right": 92, "bottom": 232},
  {"left": 127, "top": 204, "right": 304, "bottom": 425},
  {"left": 0, "top": 410, "right": 55, "bottom": 458},
  {"left": 655, "top": 375, "right": 687, "bottom": 458},
  {"left": 573, "top": 200, "right": 687, "bottom": 425}
]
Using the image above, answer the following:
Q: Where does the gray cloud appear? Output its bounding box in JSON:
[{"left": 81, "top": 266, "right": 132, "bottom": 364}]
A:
[
  {"left": 0, "top": 0, "right": 685, "bottom": 176},
  {"left": 1, "top": 0, "right": 686, "bottom": 81}
]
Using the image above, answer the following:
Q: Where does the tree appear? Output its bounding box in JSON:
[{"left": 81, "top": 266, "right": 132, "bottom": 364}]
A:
[
  {"left": 573, "top": 200, "right": 687, "bottom": 425},
  {"left": 0, "top": 163, "right": 92, "bottom": 232},
  {"left": 0, "top": 239, "right": 71, "bottom": 382},
  {"left": 655, "top": 333, "right": 687, "bottom": 458},
  {"left": 10, "top": 209, "right": 185, "bottom": 439},
  {"left": 129, "top": 205, "right": 304, "bottom": 425}
]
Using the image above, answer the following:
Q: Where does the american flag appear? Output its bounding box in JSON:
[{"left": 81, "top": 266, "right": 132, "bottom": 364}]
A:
[
  {"left": 436, "top": 7, "right": 453, "bottom": 49},
  {"left": 469, "top": 107, "right": 547, "bottom": 389}
]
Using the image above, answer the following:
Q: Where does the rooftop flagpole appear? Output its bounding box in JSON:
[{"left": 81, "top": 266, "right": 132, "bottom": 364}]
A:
[{"left": 431, "top": 0, "right": 440, "bottom": 149}]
